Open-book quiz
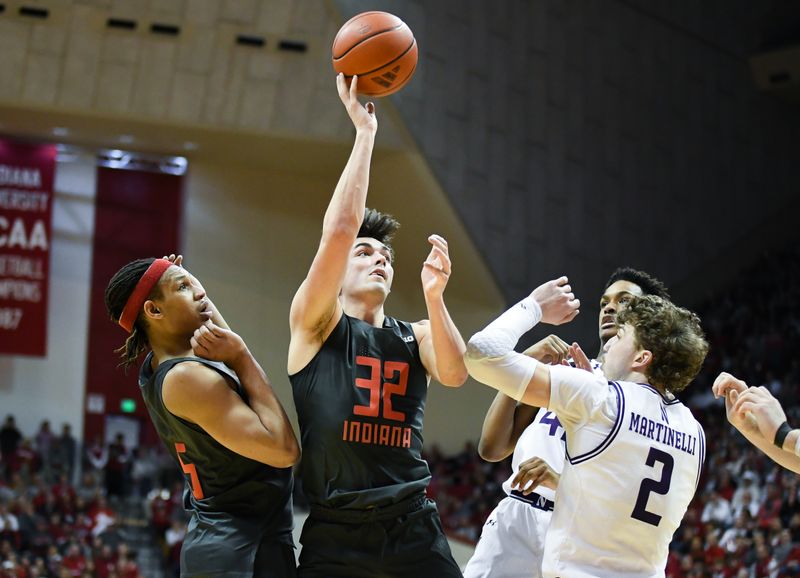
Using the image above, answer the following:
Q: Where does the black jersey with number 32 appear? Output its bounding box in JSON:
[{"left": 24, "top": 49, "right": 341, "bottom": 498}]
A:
[
  {"left": 139, "top": 352, "right": 293, "bottom": 534},
  {"left": 290, "top": 313, "right": 432, "bottom": 509}
]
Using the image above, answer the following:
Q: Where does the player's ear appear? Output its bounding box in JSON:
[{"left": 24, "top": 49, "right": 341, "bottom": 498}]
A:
[
  {"left": 143, "top": 300, "right": 162, "bottom": 321},
  {"left": 632, "top": 349, "right": 653, "bottom": 371}
]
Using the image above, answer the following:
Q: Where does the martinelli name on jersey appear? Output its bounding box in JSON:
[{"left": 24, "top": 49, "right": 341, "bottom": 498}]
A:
[{"left": 629, "top": 411, "right": 698, "bottom": 456}]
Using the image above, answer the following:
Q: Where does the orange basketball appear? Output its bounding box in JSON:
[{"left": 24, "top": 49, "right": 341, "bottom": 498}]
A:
[{"left": 332, "top": 11, "right": 418, "bottom": 97}]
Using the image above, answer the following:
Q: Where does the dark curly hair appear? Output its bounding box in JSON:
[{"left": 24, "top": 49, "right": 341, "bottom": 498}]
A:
[
  {"left": 358, "top": 208, "right": 400, "bottom": 261},
  {"left": 617, "top": 295, "right": 708, "bottom": 394},
  {"left": 104, "top": 258, "right": 164, "bottom": 369},
  {"left": 604, "top": 267, "right": 670, "bottom": 300}
]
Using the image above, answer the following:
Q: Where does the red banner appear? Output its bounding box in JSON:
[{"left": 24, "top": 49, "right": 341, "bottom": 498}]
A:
[
  {"left": 0, "top": 139, "right": 56, "bottom": 356},
  {"left": 84, "top": 164, "right": 183, "bottom": 443}
]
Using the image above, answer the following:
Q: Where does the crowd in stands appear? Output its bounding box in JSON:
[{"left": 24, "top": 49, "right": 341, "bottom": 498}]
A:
[
  {"left": 0, "top": 417, "right": 187, "bottom": 578},
  {"left": 425, "top": 249, "right": 800, "bottom": 578}
]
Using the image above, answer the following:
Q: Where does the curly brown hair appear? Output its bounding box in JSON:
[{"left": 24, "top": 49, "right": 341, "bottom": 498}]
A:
[{"left": 617, "top": 295, "right": 708, "bottom": 394}]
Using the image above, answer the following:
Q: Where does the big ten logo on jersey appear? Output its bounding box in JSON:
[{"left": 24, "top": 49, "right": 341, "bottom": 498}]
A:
[
  {"left": 342, "top": 355, "right": 413, "bottom": 448},
  {"left": 539, "top": 411, "right": 566, "bottom": 442}
]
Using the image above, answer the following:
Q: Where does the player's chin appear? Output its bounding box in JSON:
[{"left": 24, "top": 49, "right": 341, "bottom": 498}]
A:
[
  {"left": 365, "top": 280, "right": 390, "bottom": 294},
  {"left": 599, "top": 327, "right": 617, "bottom": 342}
]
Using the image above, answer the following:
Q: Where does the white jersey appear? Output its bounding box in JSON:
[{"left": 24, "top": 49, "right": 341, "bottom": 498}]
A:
[
  {"left": 501, "top": 407, "right": 566, "bottom": 501},
  {"left": 543, "top": 366, "right": 705, "bottom": 578}
]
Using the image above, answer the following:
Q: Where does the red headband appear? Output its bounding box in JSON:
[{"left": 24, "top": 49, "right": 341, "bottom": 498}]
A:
[{"left": 118, "top": 259, "right": 173, "bottom": 333}]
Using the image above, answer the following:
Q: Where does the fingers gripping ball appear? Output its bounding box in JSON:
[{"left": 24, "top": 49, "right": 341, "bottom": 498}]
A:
[{"left": 332, "top": 11, "right": 418, "bottom": 97}]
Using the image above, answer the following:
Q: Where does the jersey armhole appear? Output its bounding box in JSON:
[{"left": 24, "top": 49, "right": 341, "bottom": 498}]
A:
[
  {"left": 695, "top": 421, "right": 706, "bottom": 491},
  {"left": 289, "top": 311, "right": 349, "bottom": 379},
  {"left": 565, "top": 381, "right": 626, "bottom": 465}
]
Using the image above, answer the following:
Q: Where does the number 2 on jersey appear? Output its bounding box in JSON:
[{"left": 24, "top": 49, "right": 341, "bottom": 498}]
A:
[{"left": 631, "top": 447, "right": 673, "bottom": 526}]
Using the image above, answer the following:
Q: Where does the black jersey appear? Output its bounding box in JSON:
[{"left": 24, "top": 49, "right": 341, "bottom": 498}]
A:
[
  {"left": 139, "top": 352, "right": 293, "bottom": 533},
  {"left": 290, "top": 313, "right": 432, "bottom": 509}
]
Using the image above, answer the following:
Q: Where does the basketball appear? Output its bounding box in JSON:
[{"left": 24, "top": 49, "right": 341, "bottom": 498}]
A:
[{"left": 332, "top": 11, "right": 418, "bottom": 97}]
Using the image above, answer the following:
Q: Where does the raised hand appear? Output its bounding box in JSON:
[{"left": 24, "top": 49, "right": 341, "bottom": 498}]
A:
[
  {"left": 712, "top": 371, "right": 747, "bottom": 400},
  {"left": 191, "top": 321, "right": 247, "bottom": 369},
  {"left": 568, "top": 342, "right": 593, "bottom": 372},
  {"left": 162, "top": 253, "right": 183, "bottom": 267},
  {"left": 511, "top": 457, "right": 559, "bottom": 494},
  {"left": 420, "top": 235, "right": 451, "bottom": 300},
  {"left": 531, "top": 276, "right": 580, "bottom": 325},
  {"left": 522, "top": 334, "right": 570, "bottom": 365},
  {"left": 337, "top": 73, "right": 377, "bottom": 133},
  {"left": 713, "top": 373, "right": 758, "bottom": 436},
  {"left": 732, "top": 386, "right": 788, "bottom": 441}
]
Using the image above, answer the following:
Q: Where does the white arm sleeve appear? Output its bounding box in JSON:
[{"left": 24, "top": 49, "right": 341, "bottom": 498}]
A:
[
  {"left": 467, "top": 295, "right": 542, "bottom": 357},
  {"left": 464, "top": 295, "right": 542, "bottom": 401},
  {"left": 464, "top": 351, "right": 539, "bottom": 401}
]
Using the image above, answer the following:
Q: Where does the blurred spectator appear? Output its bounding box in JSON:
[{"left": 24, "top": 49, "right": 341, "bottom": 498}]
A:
[
  {"left": 0, "top": 504, "right": 19, "bottom": 548},
  {"left": 732, "top": 491, "right": 760, "bottom": 521},
  {"left": 83, "top": 437, "right": 107, "bottom": 482},
  {"left": 12, "top": 439, "right": 40, "bottom": 482},
  {"left": 104, "top": 435, "right": 128, "bottom": 501},
  {"left": 0, "top": 417, "right": 21, "bottom": 482},
  {"left": 61, "top": 542, "right": 87, "bottom": 577},
  {"left": 164, "top": 519, "right": 185, "bottom": 578},
  {"left": 128, "top": 448, "right": 156, "bottom": 500},
  {"left": 88, "top": 496, "right": 115, "bottom": 538},
  {"left": 52, "top": 424, "right": 78, "bottom": 484},
  {"left": 701, "top": 491, "right": 732, "bottom": 528},
  {"left": 732, "top": 472, "right": 762, "bottom": 512},
  {"left": 34, "top": 421, "right": 55, "bottom": 481}
]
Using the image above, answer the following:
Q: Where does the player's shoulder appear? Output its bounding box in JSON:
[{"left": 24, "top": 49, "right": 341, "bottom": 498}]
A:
[
  {"left": 410, "top": 318, "right": 429, "bottom": 339},
  {"left": 163, "top": 360, "right": 229, "bottom": 392},
  {"left": 162, "top": 360, "right": 237, "bottom": 417}
]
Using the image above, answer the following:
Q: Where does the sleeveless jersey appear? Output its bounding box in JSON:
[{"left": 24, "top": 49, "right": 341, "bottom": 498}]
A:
[
  {"left": 543, "top": 378, "right": 705, "bottom": 578},
  {"left": 290, "top": 313, "right": 431, "bottom": 509},
  {"left": 502, "top": 407, "right": 565, "bottom": 501},
  {"left": 139, "top": 352, "right": 293, "bottom": 533}
]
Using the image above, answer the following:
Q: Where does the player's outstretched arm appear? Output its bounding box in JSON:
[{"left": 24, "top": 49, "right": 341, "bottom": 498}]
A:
[
  {"left": 289, "top": 74, "right": 377, "bottom": 370},
  {"left": 465, "top": 277, "right": 580, "bottom": 407},
  {"left": 715, "top": 373, "right": 800, "bottom": 474},
  {"left": 415, "top": 234, "right": 468, "bottom": 387},
  {"left": 478, "top": 335, "right": 570, "bottom": 461},
  {"left": 168, "top": 321, "right": 300, "bottom": 468}
]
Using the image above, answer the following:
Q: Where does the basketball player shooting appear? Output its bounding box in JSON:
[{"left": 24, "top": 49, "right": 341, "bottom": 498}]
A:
[
  {"left": 287, "top": 74, "right": 466, "bottom": 577},
  {"left": 465, "top": 277, "right": 708, "bottom": 578}
]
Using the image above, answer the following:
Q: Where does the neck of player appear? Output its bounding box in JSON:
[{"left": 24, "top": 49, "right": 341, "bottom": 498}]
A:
[
  {"left": 340, "top": 294, "right": 386, "bottom": 328},
  {"left": 148, "top": 332, "right": 195, "bottom": 366}
]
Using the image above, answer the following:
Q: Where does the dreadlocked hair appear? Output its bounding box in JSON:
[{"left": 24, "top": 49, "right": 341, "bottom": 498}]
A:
[
  {"left": 358, "top": 208, "right": 400, "bottom": 262},
  {"left": 104, "top": 258, "right": 163, "bottom": 370},
  {"left": 604, "top": 267, "right": 671, "bottom": 300}
]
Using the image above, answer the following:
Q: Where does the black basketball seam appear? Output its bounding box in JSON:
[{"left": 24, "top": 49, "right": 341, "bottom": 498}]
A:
[
  {"left": 332, "top": 23, "right": 404, "bottom": 60},
  {"left": 346, "top": 37, "right": 416, "bottom": 78}
]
